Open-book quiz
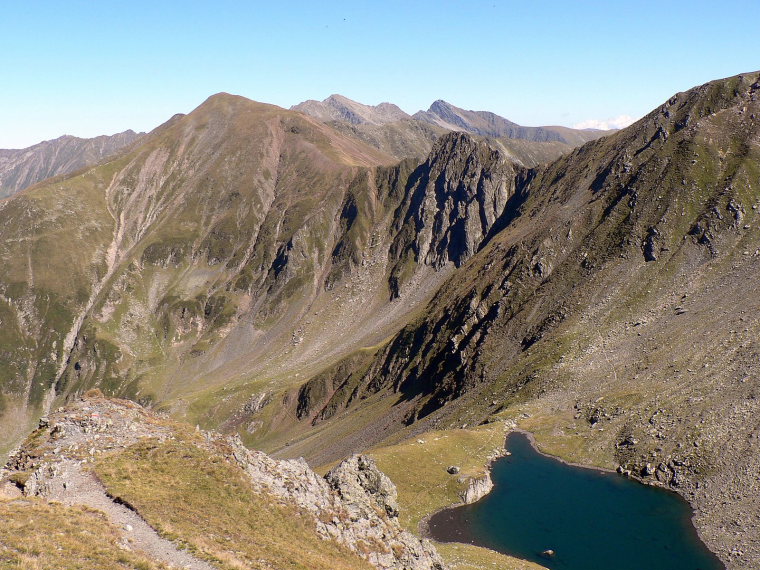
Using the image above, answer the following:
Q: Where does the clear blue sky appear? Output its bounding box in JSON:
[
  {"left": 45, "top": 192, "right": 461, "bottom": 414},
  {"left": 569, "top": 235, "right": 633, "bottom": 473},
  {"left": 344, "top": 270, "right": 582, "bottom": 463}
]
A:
[{"left": 1, "top": 0, "right": 758, "bottom": 148}]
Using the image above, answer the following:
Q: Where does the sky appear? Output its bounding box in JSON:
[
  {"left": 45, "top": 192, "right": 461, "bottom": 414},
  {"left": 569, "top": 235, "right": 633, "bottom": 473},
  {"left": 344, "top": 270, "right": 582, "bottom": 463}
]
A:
[{"left": 1, "top": 0, "right": 758, "bottom": 148}]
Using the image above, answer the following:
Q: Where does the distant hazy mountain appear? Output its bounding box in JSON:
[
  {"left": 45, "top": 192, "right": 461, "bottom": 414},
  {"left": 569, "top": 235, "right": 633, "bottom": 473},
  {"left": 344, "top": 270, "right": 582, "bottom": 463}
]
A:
[
  {"left": 291, "top": 94, "right": 411, "bottom": 125},
  {"left": 0, "top": 130, "right": 144, "bottom": 199},
  {"left": 413, "top": 99, "right": 606, "bottom": 145}
]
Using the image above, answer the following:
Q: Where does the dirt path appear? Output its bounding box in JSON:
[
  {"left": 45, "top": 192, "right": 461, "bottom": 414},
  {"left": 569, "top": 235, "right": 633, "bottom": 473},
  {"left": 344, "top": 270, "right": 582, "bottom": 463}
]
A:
[{"left": 46, "top": 460, "right": 216, "bottom": 570}]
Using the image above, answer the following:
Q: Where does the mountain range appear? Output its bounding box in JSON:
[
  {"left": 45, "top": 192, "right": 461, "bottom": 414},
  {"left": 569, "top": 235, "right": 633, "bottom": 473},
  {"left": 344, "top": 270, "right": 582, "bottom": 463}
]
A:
[
  {"left": 0, "top": 96, "right": 605, "bottom": 200},
  {"left": 1, "top": 73, "right": 759, "bottom": 569},
  {"left": 291, "top": 94, "right": 609, "bottom": 165}
]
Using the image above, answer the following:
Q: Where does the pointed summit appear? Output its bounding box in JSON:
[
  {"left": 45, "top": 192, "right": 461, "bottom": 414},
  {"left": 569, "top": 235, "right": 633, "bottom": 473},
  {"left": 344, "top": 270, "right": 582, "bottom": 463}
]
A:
[{"left": 414, "top": 100, "right": 563, "bottom": 142}]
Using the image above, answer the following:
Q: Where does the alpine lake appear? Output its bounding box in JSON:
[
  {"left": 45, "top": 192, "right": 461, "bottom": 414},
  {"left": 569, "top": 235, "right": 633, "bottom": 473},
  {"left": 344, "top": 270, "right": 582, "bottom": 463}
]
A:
[{"left": 428, "top": 431, "right": 724, "bottom": 570}]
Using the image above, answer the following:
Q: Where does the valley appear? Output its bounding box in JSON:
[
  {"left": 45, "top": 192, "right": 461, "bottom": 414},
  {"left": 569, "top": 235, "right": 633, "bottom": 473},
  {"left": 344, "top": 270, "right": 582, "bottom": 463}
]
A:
[{"left": 1, "top": 70, "right": 759, "bottom": 569}]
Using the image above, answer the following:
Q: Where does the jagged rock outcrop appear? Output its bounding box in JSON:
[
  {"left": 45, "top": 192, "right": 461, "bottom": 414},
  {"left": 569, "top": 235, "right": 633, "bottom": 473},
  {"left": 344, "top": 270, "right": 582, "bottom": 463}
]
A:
[
  {"left": 0, "top": 130, "right": 143, "bottom": 199},
  {"left": 233, "top": 447, "right": 444, "bottom": 569},
  {"left": 326, "top": 454, "right": 400, "bottom": 517}
]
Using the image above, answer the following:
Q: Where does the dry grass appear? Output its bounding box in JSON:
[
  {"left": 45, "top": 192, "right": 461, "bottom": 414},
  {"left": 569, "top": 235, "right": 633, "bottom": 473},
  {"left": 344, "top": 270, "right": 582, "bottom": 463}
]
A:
[
  {"left": 95, "top": 436, "right": 370, "bottom": 570},
  {"left": 435, "top": 542, "right": 547, "bottom": 570},
  {"left": 0, "top": 498, "right": 167, "bottom": 570}
]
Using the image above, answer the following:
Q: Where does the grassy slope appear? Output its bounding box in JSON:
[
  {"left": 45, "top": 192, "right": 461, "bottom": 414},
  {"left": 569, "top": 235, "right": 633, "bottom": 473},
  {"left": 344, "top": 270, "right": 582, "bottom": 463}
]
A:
[
  {"left": 436, "top": 543, "right": 547, "bottom": 570},
  {"left": 95, "top": 435, "right": 370, "bottom": 570},
  {"left": 370, "top": 424, "right": 507, "bottom": 531}
]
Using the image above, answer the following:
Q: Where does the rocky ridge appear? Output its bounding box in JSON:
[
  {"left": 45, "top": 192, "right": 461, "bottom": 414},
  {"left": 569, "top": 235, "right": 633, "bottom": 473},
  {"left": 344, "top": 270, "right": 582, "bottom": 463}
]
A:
[
  {"left": 291, "top": 94, "right": 610, "bottom": 165},
  {"left": 413, "top": 100, "right": 608, "bottom": 145},
  {"left": 0, "top": 130, "right": 144, "bottom": 199},
  {"left": 414, "top": 100, "right": 563, "bottom": 143},
  {"left": 1, "top": 393, "right": 444, "bottom": 570},
  {"left": 291, "top": 94, "right": 411, "bottom": 125}
]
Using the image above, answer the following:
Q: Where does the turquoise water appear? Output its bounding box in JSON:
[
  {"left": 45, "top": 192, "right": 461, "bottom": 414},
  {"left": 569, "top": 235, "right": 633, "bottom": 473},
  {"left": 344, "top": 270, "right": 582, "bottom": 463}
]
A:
[{"left": 428, "top": 431, "right": 724, "bottom": 570}]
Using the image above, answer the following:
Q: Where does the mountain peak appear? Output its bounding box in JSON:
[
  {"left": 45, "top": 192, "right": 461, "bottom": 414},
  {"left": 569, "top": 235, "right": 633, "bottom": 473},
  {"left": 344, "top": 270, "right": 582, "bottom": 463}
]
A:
[
  {"left": 291, "top": 94, "right": 410, "bottom": 125},
  {"left": 325, "top": 93, "right": 354, "bottom": 104},
  {"left": 429, "top": 99, "right": 452, "bottom": 110},
  {"left": 203, "top": 91, "right": 247, "bottom": 103}
]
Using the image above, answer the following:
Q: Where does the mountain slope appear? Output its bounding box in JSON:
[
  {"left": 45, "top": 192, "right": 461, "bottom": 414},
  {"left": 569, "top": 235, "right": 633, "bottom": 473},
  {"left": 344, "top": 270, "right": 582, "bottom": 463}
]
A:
[
  {"left": 324, "top": 118, "right": 447, "bottom": 162},
  {"left": 0, "top": 93, "right": 518, "bottom": 457},
  {"left": 301, "top": 71, "right": 760, "bottom": 567},
  {"left": 0, "top": 130, "right": 144, "bottom": 199}
]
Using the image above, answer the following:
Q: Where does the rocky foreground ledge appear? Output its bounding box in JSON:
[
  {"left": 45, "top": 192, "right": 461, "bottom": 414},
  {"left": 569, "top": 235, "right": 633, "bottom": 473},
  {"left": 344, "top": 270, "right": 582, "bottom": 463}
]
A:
[{"left": 1, "top": 392, "right": 444, "bottom": 570}]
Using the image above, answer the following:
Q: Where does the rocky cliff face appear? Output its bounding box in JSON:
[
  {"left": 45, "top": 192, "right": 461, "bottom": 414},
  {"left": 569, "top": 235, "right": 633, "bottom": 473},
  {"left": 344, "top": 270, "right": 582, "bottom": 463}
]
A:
[
  {"left": 0, "top": 130, "right": 143, "bottom": 199},
  {"left": 387, "top": 132, "right": 525, "bottom": 294},
  {"left": 2, "top": 394, "right": 444, "bottom": 569},
  {"left": 459, "top": 472, "right": 494, "bottom": 504}
]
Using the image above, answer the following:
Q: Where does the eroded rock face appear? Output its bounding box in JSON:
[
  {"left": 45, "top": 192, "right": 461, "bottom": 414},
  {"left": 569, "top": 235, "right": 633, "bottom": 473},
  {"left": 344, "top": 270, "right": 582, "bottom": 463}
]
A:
[
  {"left": 327, "top": 455, "right": 400, "bottom": 517},
  {"left": 234, "top": 446, "right": 445, "bottom": 570},
  {"left": 398, "top": 132, "right": 519, "bottom": 270}
]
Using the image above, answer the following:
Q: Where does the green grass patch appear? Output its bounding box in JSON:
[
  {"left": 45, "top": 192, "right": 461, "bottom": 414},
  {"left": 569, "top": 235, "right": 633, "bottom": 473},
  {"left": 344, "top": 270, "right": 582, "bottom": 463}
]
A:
[
  {"left": 369, "top": 423, "right": 551, "bottom": 570},
  {"left": 370, "top": 423, "right": 507, "bottom": 532}
]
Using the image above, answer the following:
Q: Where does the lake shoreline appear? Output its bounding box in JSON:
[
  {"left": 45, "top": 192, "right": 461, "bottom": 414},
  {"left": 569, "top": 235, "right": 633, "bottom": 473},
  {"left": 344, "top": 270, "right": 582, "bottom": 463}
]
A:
[
  {"left": 419, "top": 427, "right": 616, "bottom": 540},
  {"left": 418, "top": 427, "right": 546, "bottom": 568},
  {"left": 422, "top": 428, "right": 725, "bottom": 570}
]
